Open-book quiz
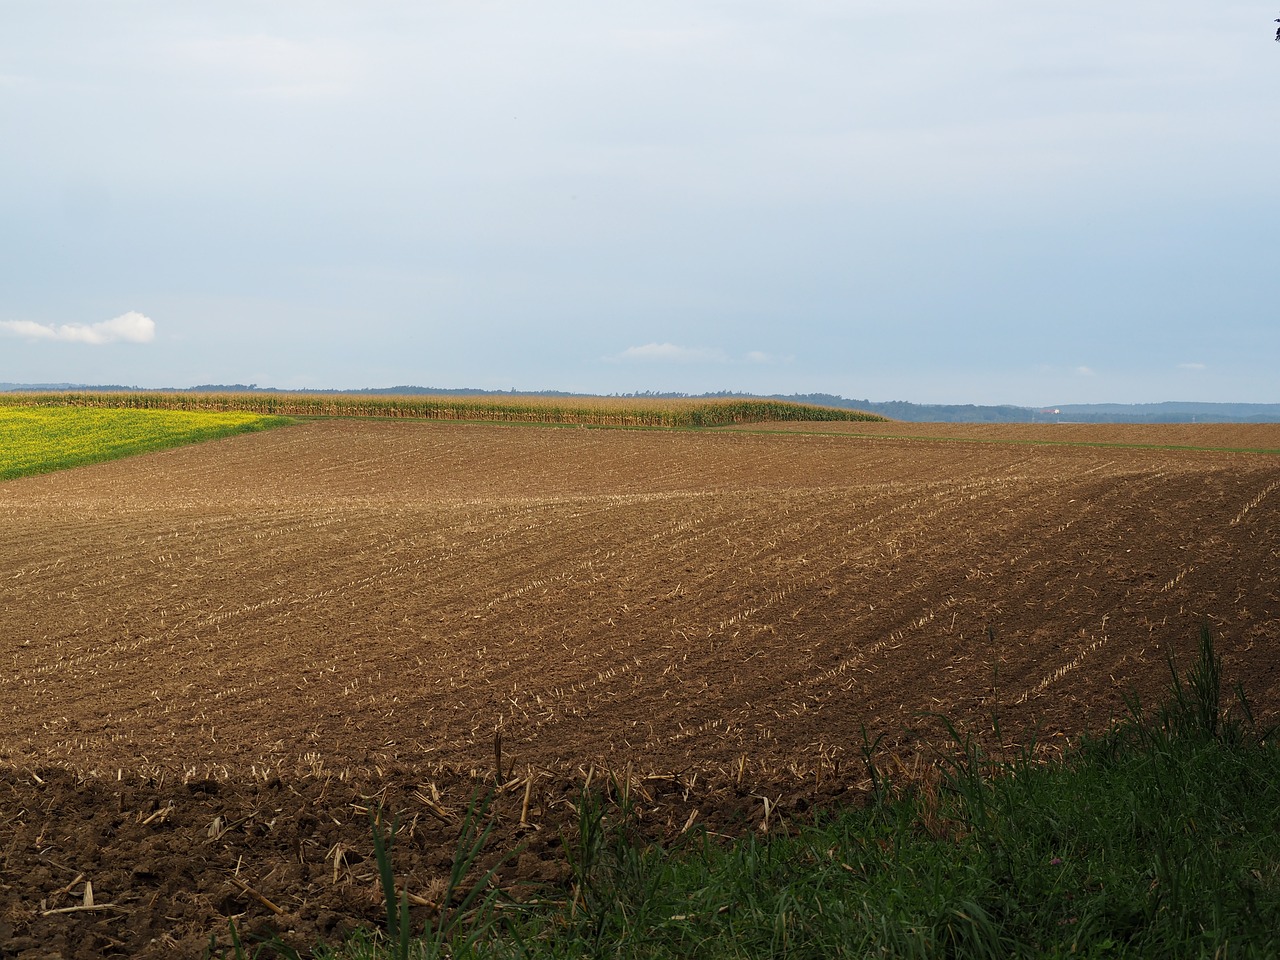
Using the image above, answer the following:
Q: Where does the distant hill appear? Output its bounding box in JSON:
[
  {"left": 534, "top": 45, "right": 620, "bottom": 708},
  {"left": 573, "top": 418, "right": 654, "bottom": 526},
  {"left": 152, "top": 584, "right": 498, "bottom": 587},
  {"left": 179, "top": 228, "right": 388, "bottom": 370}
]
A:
[
  {"left": 2, "top": 384, "right": 1278, "bottom": 423},
  {"left": 1045, "top": 402, "right": 1280, "bottom": 424},
  {"left": 775, "top": 394, "right": 1280, "bottom": 424}
]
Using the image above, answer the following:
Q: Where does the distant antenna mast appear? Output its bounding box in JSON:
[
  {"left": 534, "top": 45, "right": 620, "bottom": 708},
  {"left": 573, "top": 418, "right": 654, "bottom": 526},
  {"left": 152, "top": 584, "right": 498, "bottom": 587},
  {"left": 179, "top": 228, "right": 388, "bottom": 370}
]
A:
[{"left": 1275, "top": 16, "right": 1280, "bottom": 41}]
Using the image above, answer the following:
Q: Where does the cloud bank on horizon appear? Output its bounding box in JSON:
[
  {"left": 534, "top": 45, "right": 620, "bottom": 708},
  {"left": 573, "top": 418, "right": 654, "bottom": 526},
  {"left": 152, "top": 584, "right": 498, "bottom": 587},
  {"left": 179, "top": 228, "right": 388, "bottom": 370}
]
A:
[
  {"left": 0, "top": 2, "right": 1276, "bottom": 404},
  {"left": 0, "top": 312, "right": 156, "bottom": 345}
]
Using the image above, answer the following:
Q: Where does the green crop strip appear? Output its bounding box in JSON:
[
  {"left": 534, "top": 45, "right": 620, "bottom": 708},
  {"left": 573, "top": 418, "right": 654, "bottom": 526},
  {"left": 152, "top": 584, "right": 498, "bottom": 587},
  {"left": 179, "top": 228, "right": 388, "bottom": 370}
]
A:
[{"left": 0, "top": 407, "right": 292, "bottom": 481}]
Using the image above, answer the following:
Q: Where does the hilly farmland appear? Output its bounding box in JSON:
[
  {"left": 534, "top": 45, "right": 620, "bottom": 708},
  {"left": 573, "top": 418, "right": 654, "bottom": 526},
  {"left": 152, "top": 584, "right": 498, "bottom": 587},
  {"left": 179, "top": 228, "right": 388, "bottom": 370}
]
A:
[{"left": 1, "top": 418, "right": 1278, "bottom": 956}]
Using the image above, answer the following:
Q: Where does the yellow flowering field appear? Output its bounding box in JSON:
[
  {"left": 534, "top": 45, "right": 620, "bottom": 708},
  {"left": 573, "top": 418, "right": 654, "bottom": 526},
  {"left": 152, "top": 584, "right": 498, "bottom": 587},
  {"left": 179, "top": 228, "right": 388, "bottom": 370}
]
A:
[{"left": 0, "top": 406, "right": 290, "bottom": 481}]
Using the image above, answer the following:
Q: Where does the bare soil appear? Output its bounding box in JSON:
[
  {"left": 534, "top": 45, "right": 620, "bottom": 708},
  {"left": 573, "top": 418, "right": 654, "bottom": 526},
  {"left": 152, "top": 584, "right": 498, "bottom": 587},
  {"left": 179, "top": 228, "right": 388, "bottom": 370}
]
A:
[{"left": 2, "top": 420, "right": 1277, "bottom": 957}]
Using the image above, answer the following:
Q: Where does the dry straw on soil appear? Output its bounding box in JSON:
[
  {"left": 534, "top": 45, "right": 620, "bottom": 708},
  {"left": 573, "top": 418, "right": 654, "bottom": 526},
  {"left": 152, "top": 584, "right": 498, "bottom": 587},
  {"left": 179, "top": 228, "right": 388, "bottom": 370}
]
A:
[{"left": 1, "top": 412, "right": 1278, "bottom": 958}]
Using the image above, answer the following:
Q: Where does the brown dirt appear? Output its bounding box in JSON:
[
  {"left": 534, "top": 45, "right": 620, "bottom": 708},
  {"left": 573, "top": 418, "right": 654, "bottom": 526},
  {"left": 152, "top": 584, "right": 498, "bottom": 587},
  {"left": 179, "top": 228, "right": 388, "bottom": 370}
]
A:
[
  {"left": 1, "top": 419, "right": 1278, "bottom": 957},
  {"left": 726, "top": 419, "right": 1280, "bottom": 451}
]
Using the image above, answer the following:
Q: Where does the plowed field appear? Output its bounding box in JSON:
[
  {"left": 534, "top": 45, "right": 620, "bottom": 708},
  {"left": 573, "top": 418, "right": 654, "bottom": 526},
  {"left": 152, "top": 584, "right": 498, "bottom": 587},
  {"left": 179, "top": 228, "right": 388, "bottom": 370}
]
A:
[{"left": 2, "top": 420, "right": 1278, "bottom": 957}]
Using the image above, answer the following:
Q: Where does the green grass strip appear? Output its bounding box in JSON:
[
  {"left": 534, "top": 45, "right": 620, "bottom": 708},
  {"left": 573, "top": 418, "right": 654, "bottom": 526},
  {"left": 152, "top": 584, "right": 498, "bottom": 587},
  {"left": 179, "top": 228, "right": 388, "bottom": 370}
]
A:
[
  {"left": 0, "top": 407, "right": 292, "bottom": 481},
  {"left": 475, "top": 735, "right": 1280, "bottom": 959},
  {"left": 293, "top": 722, "right": 1280, "bottom": 960}
]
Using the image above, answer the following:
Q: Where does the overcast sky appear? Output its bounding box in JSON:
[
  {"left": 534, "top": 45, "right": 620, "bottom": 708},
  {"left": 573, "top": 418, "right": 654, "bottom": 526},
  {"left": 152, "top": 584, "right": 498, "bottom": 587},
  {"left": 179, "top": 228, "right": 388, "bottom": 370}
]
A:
[{"left": 2, "top": 2, "right": 1276, "bottom": 404}]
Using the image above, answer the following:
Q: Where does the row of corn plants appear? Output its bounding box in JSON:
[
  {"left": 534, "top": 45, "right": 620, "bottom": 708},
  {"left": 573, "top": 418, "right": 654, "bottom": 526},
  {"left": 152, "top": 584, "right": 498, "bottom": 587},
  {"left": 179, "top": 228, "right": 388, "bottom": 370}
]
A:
[
  {"left": 218, "top": 628, "right": 1280, "bottom": 959},
  {"left": 0, "top": 406, "right": 290, "bottom": 481},
  {"left": 0, "top": 392, "right": 885, "bottom": 428}
]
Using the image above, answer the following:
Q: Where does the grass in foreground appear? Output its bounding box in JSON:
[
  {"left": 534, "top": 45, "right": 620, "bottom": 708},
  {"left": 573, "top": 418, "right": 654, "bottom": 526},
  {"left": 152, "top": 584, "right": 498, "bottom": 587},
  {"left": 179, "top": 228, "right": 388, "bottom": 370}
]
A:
[
  {"left": 220, "top": 629, "right": 1280, "bottom": 959},
  {"left": 0, "top": 406, "right": 291, "bottom": 481}
]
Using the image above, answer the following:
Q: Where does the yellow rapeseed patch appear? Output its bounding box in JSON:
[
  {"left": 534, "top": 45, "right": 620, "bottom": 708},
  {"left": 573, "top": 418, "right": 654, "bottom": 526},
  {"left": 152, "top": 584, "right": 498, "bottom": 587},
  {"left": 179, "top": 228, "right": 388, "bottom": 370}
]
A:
[{"left": 0, "top": 406, "right": 288, "bottom": 481}]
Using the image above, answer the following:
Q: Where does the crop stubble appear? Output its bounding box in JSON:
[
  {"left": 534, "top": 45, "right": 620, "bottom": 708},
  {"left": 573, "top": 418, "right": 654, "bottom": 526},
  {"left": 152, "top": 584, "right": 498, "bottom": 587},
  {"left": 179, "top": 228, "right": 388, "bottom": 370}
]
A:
[{"left": 1, "top": 419, "right": 1277, "bottom": 956}]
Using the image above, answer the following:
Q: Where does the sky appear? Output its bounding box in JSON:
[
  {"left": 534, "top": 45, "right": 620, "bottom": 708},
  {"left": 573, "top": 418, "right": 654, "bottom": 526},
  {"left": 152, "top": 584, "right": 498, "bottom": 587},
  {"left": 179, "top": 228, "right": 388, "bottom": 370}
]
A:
[{"left": 1, "top": 2, "right": 1277, "bottom": 406}]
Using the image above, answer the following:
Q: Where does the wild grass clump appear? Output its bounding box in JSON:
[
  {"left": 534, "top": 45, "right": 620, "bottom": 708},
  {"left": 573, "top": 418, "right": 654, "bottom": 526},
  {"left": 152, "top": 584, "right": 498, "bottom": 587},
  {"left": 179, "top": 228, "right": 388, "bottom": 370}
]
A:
[
  {"left": 364, "top": 793, "right": 509, "bottom": 960},
  {"left": 217, "top": 629, "right": 1280, "bottom": 958}
]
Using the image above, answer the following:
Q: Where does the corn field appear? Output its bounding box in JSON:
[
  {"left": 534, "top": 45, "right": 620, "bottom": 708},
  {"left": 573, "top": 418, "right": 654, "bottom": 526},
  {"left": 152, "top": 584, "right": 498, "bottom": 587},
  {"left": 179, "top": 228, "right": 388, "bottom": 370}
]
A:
[{"left": 0, "top": 391, "right": 884, "bottom": 428}]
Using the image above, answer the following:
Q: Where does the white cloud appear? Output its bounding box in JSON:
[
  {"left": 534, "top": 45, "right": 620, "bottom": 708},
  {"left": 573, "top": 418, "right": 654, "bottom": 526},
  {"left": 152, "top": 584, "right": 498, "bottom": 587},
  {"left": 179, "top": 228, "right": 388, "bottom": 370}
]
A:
[
  {"left": 1074, "top": 366, "right": 1096, "bottom": 377},
  {"left": 1177, "top": 362, "right": 1206, "bottom": 371},
  {"left": 0, "top": 312, "right": 156, "bottom": 345},
  {"left": 608, "top": 343, "right": 729, "bottom": 364}
]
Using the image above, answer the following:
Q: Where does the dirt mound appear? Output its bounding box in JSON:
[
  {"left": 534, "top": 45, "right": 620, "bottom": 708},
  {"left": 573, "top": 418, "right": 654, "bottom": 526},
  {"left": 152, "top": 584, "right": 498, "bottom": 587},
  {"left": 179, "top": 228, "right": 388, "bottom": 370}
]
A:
[{"left": 2, "top": 763, "right": 869, "bottom": 958}]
